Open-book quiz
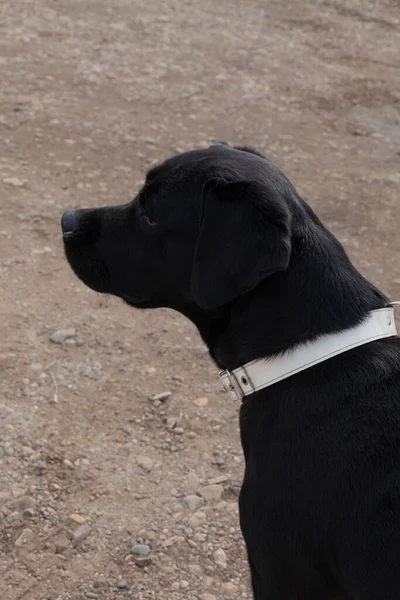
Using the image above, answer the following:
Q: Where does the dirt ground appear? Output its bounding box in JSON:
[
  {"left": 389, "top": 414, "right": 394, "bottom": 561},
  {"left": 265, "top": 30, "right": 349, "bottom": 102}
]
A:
[{"left": 0, "top": 0, "right": 399, "bottom": 598}]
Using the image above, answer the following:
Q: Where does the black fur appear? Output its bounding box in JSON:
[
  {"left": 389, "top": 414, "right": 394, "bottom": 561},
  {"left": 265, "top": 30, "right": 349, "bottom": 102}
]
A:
[{"left": 63, "top": 143, "right": 400, "bottom": 600}]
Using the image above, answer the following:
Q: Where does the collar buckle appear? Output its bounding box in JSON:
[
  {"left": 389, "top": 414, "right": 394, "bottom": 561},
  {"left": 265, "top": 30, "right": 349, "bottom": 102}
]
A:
[{"left": 219, "top": 369, "right": 242, "bottom": 401}]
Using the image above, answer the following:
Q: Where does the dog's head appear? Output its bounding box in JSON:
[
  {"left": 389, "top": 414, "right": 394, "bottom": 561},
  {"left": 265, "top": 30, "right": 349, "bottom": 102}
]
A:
[{"left": 62, "top": 143, "right": 296, "bottom": 313}]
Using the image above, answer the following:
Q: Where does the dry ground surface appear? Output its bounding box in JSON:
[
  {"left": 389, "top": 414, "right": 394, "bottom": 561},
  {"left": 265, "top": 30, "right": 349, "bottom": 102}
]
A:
[{"left": 0, "top": 0, "right": 399, "bottom": 599}]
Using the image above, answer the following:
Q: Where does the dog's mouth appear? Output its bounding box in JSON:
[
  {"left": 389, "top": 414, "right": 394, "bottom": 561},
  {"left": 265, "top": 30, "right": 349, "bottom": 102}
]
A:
[{"left": 61, "top": 216, "right": 150, "bottom": 308}]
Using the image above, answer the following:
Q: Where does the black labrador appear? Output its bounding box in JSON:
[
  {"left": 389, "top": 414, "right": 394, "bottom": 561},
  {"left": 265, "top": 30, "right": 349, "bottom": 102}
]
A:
[{"left": 62, "top": 143, "right": 400, "bottom": 600}]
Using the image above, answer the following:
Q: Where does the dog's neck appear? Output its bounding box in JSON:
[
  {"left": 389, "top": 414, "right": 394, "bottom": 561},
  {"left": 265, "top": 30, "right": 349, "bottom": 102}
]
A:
[{"left": 184, "top": 216, "right": 387, "bottom": 372}]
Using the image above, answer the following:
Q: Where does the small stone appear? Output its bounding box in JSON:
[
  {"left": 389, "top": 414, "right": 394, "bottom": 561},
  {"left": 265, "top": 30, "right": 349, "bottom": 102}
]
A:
[
  {"left": 188, "top": 563, "right": 203, "bottom": 576},
  {"left": 136, "top": 455, "right": 154, "bottom": 472},
  {"left": 221, "top": 582, "right": 238, "bottom": 596},
  {"left": 93, "top": 580, "right": 107, "bottom": 589},
  {"left": 133, "top": 556, "right": 152, "bottom": 567},
  {"left": 131, "top": 544, "right": 151, "bottom": 556},
  {"left": 21, "top": 446, "right": 34, "bottom": 457},
  {"left": 116, "top": 581, "right": 129, "bottom": 590},
  {"left": 188, "top": 511, "right": 207, "bottom": 528},
  {"left": 213, "top": 548, "right": 227, "bottom": 565},
  {"left": 149, "top": 391, "right": 171, "bottom": 402},
  {"left": 193, "top": 396, "right": 209, "bottom": 407},
  {"left": 86, "top": 593, "right": 99, "bottom": 599},
  {"left": 50, "top": 329, "right": 76, "bottom": 344},
  {"left": 198, "top": 484, "right": 223, "bottom": 502},
  {"left": 69, "top": 513, "right": 86, "bottom": 524},
  {"left": 72, "top": 524, "right": 92, "bottom": 547},
  {"left": 77, "top": 363, "right": 91, "bottom": 377},
  {"left": 3, "top": 177, "right": 24, "bottom": 187},
  {"left": 208, "top": 475, "right": 228, "bottom": 485},
  {"left": 183, "top": 495, "right": 204, "bottom": 511},
  {"left": 3, "top": 445, "right": 14, "bottom": 456},
  {"left": 166, "top": 416, "right": 177, "bottom": 429},
  {"left": 23, "top": 508, "right": 35, "bottom": 518},
  {"left": 15, "top": 496, "right": 36, "bottom": 512},
  {"left": 200, "top": 595, "right": 217, "bottom": 600},
  {"left": 15, "top": 528, "right": 34, "bottom": 547},
  {"left": 6, "top": 511, "right": 22, "bottom": 527},
  {"left": 180, "top": 580, "right": 189, "bottom": 589}
]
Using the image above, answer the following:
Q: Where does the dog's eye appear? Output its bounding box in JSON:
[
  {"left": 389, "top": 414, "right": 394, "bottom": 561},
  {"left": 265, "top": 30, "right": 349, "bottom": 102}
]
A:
[{"left": 141, "top": 213, "right": 157, "bottom": 227}]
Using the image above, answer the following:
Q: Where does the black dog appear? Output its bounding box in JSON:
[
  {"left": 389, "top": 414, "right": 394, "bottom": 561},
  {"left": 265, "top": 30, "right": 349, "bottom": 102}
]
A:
[{"left": 62, "top": 143, "right": 400, "bottom": 599}]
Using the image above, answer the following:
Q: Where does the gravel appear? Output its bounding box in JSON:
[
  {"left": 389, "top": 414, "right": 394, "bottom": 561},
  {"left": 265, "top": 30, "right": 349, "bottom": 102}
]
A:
[
  {"left": 50, "top": 328, "right": 76, "bottom": 344},
  {"left": 183, "top": 494, "right": 204, "bottom": 511},
  {"left": 136, "top": 455, "right": 154, "bottom": 472},
  {"left": 72, "top": 524, "right": 92, "bottom": 547},
  {"left": 15, "top": 528, "right": 34, "bottom": 547},
  {"left": 198, "top": 484, "right": 224, "bottom": 502},
  {"left": 1, "top": 1, "right": 395, "bottom": 599},
  {"left": 131, "top": 544, "right": 151, "bottom": 556}
]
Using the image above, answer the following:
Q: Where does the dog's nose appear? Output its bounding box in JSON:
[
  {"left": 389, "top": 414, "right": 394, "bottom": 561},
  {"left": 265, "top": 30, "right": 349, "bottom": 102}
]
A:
[{"left": 61, "top": 210, "right": 78, "bottom": 235}]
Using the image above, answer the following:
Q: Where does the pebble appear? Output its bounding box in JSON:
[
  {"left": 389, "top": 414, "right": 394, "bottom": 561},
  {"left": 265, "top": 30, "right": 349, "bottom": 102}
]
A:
[
  {"left": 188, "top": 563, "right": 203, "bottom": 576},
  {"left": 50, "top": 329, "right": 76, "bottom": 344},
  {"left": 72, "top": 524, "right": 92, "bottom": 547},
  {"left": 133, "top": 556, "right": 152, "bottom": 567},
  {"left": 221, "top": 582, "right": 239, "bottom": 596},
  {"left": 171, "top": 582, "right": 180, "bottom": 591},
  {"left": 69, "top": 513, "right": 86, "bottom": 524},
  {"left": 193, "top": 396, "right": 209, "bottom": 407},
  {"left": 15, "top": 496, "right": 36, "bottom": 512},
  {"left": 116, "top": 581, "right": 129, "bottom": 590},
  {"left": 208, "top": 475, "right": 229, "bottom": 485},
  {"left": 183, "top": 495, "right": 204, "bottom": 511},
  {"left": 21, "top": 445, "right": 34, "bottom": 457},
  {"left": 213, "top": 548, "right": 227, "bottom": 565},
  {"left": 131, "top": 544, "right": 151, "bottom": 556},
  {"left": 136, "top": 455, "right": 154, "bottom": 472},
  {"left": 6, "top": 511, "right": 22, "bottom": 527},
  {"left": 86, "top": 593, "right": 99, "bottom": 599},
  {"left": 198, "top": 484, "right": 223, "bottom": 502},
  {"left": 77, "top": 363, "right": 92, "bottom": 377},
  {"left": 200, "top": 595, "right": 217, "bottom": 600},
  {"left": 15, "top": 528, "right": 34, "bottom": 547},
  {"left": 188, "top": 511, "right": 206, "bottom": 528},
  {"left": 3, "top": 176, "right": 24, "bottom": 187},
  {"left": 149, "top": 391, "right": 171, "bottom": 402},
  {"left": 166, "top": 417, "right": 177, "bottom": 429},
  {"left": 3, "top": 445, "right": 14, "bottom": 456}
]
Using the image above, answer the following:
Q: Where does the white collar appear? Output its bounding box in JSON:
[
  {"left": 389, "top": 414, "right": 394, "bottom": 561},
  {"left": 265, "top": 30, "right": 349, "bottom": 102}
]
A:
[{"left": 219, "top": 306, "right": 398, "bottom": 401}]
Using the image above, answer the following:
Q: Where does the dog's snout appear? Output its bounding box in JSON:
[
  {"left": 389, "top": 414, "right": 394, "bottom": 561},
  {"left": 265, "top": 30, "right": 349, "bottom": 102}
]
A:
[{"left": 62, "top": 210, "right": 78, "bottom": 236}]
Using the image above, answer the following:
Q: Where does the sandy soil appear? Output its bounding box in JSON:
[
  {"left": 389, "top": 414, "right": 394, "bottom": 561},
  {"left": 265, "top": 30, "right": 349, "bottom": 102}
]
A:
[{"left": 0, "top": 0, "right": 399, "bottom": 598}]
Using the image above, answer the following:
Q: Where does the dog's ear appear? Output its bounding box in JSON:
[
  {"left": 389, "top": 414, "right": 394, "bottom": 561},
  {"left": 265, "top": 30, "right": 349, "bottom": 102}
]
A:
[{"left": 191, "top": 180, "right": 292, "bottom": 310}]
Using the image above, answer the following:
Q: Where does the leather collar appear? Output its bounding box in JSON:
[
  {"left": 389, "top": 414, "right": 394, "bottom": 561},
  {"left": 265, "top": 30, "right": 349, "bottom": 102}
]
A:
[{"left": 220, "top": 305, "right": 398, "bottom": 401}]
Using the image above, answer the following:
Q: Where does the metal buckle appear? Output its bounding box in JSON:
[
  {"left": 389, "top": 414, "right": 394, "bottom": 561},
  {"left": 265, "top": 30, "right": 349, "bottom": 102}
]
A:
[{"left": 219, "top": 369, "right": 242, "bottom": 401}]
